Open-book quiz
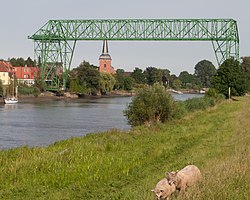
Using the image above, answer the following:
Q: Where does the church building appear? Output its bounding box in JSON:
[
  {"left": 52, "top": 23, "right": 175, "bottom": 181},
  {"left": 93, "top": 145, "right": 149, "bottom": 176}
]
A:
[{"left": 99, "top": 40, "right": 116, "bottom": 74}]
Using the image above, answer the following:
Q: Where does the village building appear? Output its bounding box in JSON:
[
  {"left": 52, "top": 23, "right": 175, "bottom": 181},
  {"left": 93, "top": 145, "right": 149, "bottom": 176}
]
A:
[
  {"left": 0, "top": 61, "right": 39, "bottom": 86},
  {"left": 13, "top": 65, "right": 39, "bottom": 86},
  {"left": 0, "top": 61, "right": 15, "bottom": 85},
  {"left": 99, "top": 40, "right": 116, "bottom": 74}
]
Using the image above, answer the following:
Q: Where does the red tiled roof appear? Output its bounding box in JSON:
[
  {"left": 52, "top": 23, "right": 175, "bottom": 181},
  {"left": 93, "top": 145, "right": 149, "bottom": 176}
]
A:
[{"left": 0, "top": 61, "right": 14, "bottom": 72}]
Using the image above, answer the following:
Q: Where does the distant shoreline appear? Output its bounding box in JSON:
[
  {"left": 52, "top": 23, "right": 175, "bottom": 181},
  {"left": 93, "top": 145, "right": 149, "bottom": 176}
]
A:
[{"left": 0, "top": 89, "right": 204, "bottom": 104}]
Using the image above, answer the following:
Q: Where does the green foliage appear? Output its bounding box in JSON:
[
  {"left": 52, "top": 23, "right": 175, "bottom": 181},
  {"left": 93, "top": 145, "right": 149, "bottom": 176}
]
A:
[
  {"left": 75, "top": 61, "right": 100, "bottom": 95},
  {"left": 18, "top": 84, "right": 40, "bottom": 97},
  {"left": 123, "top": 76, "right": 133, "bottom": 91},
  {"left": 99, "top": 72, "right": 116, "bottom": 94},
  {"left": 131, "top": 67, "right": 146, "bottom": 84},
  {"left": 144, "top": 67, "right": 163, "bottom": 85},
  {"left": 69, "top": 79, "right": 78, "bottom": 93},
  {"left": 172, "top": 78, "right": 182, "bottom": 90},
  {"left": 9, "top": 57, "right": 27, "bottom": 67},
  {"left": 240, "top": 56, "right": 250, "bottom": 91},
  {"left": 212, "top": 58, "right": 247, "bottom": 97},
  {"left": 194, "top": 59, "right": 216, "bottom": 87},
  {"left": 9, "top": 57, "right": 36, "bottom": 67},
  {"left": 184, "top": 97, "right": 216, "bottom": 111},
  {"left": 173, "top": 101, "right": 188, "bottom": 119},
  {"left": 173, "top": 95, "right": 224, "bottom": 120},
  {"left": 169, "top": 74, "right": 178, "bottom": 88},
  {"left": 205, "top": 88, "right": 225, "bottom": 101},
  {"left": 0, "top": 79, "right": 3, "bottom": 97},
  {"left": 178, "top": 71, "right": 196, "bottom": 88},
  {"left": 25, "top": 57, "right": 35, "bottom": 67},
  {"left": 124, "top": 83, "right": 176, "bottom": 126},
  {"left": 34, "top": 78, "right": 45, "bottom": 92},
  {"left": 114, "top": 69, "right": 125, "bottom": 90}
]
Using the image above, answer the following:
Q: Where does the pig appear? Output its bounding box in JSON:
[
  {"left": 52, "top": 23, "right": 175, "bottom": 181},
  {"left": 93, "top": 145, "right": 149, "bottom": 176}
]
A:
[
  {"left": 166, "top": 165, "right": 202, "bottom": 192},
  {"left": 152, "top": 178, "right": 176, "bottom": 200}
]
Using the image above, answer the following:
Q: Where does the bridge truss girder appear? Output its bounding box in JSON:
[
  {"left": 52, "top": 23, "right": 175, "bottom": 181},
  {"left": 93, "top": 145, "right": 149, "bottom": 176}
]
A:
[{"left": 29, "top": 19, "right": 239, "bottom": 91}]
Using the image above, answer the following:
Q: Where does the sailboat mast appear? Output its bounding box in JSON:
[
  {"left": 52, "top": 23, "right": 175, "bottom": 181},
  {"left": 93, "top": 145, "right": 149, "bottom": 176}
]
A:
[{"left": 11, "top": 72, "right": 16, "bottom": 98}]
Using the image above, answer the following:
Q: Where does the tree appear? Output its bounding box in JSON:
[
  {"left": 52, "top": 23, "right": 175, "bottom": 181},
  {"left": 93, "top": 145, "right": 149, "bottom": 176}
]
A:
[
  {"left": 169, "top": 74, "right": 178, "bottom": 88},
  {"left": 25, "top": 57, "right": 35, "bottom": 67},
  {"left": 123, "top": 76, "right": 133, "bottom": 91},
  {"left": 144, "top": 67, "right": 163, "bottom": 85},
  {"left": 172, "top": 79, "right": 182, "bottom": 90},
  {"left": 124, "top": 83, "right": 176, "bottom": 126},
  {"left": 240, "top": 56, "right": 250, "bottom": 91},
  {"left": 69, "top": 79, "right": 79, "bottom": 93},
  {"left": 9, "top": 58, "right": 18, "bottom": 66},
  {"left": 114, "top": 69, "right": 125, "bottom": 90},
  {"left": 178, "top": 71, "right": 195, "bottom": 88},
  {"left": 212, "top": 58, "right": 247, "bottom": 97},
  {"left": 194, "top": 60, "right": 216, "bottom": 87},
  {"left": 76, "top": 61, "right": 100, "bottom": 95},
  {"left": 99, "top": 72, "right": 116, "bottom": 94},
  {"left": 16, "top": 58, "right": 25, "bottom": 66},
  {"left": 131, "top": 67, "right": 146, "bottom": 84}
]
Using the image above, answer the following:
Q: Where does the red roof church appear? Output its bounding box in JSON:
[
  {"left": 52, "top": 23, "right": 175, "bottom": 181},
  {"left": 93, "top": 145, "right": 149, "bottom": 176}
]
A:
[{"left": 99, "top": 40, "right": 116, "bottom": 74}]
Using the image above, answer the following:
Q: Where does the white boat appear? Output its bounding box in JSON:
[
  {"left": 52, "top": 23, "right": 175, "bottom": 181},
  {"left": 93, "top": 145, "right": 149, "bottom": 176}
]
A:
[
  {"left": 171, "top": 89, "right": 183, "bottom": 94},
  {"left": 4, "top": 76, "right": 18, "bottom": 104},
  {"left": 4, "top": 97, "right": 18, "bottom": 104}
]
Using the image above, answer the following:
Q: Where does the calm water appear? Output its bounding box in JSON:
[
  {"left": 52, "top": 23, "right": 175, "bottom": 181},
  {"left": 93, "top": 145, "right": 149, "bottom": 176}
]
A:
[{"left": 0, "top": 93, "right": 203, "bottom": 149}]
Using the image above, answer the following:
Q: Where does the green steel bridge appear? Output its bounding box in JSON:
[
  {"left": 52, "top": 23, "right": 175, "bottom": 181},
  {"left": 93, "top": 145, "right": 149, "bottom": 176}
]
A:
[{"left": 28, "top": 19, "right": 239, "bottom": 91}]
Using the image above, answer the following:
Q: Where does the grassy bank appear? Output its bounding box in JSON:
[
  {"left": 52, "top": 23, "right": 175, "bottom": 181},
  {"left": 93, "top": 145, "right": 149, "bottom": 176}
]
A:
[{"left": 0, "top": 97, "right": 249, "bottom": 199}]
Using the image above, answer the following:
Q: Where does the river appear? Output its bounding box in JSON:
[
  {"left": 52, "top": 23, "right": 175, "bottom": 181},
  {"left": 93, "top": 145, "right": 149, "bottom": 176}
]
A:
[{"left": 0, "top": 93, "right": 203, "bottom": 149}]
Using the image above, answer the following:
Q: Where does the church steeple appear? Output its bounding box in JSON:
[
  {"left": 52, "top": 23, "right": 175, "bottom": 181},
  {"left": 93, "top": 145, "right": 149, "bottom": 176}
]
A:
[
  {"left": 102, "top": 39, "right": 109, "bottom": 54},
  {"left": 99, "top": 40, "right": 115, "bottom": 74},
  {"left": 99, "top": 40, "right": 111, "bottom": 60}
]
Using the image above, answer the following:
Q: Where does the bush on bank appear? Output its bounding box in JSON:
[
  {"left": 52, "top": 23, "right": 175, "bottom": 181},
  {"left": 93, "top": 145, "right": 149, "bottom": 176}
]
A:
[
  {"left": 124, "top": 84, "right": 176, "bottom": 126},
  {"left": 18, "top": 84, "right": 40, "bottom": 97},
  {"left": 124, "top": 84, "right": 225, "bottom": 126}
]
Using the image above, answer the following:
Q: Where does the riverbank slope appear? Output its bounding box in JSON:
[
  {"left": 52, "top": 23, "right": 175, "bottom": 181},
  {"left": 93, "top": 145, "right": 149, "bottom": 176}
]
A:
[{"left": 0, "top": 96, "right": 249, "bottom": 199}]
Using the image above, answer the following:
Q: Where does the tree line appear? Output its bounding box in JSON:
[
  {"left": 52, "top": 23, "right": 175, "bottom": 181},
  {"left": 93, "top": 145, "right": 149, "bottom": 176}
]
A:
[
  {"left": 66, "top": 59, "right": 216, "bottom": 96},
  {"left": 1, "top": 56, "right": 250, "bottom": 98},
  {"left": 66, "top": 57, "right": 250, "bottom": 98}
]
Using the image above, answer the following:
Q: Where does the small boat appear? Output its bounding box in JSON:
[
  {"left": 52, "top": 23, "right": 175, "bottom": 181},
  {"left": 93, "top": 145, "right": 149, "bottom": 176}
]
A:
[
  {"left": 4, "top": 74, "right": 18, "bottom": 104},
  {"left": 171, "top": 89, "right": 183, "bottom": 94},
  {"left": 4, "top": 97, "right": 18, "bottom": 104}
]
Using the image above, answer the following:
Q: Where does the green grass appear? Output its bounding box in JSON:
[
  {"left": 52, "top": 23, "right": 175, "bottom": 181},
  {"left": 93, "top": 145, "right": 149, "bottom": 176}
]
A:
[{"left": 0, "top": 97, "right": 249, "bottom": 199}]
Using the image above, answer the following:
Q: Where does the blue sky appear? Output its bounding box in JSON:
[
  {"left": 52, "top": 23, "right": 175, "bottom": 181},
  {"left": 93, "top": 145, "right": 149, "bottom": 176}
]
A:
[{"left": 0, "top": 0, "right": 249, "bottom": 75}]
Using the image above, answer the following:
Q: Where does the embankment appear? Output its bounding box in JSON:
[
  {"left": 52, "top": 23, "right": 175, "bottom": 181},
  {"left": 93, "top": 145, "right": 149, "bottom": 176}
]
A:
[{"left": 0, "top": 96, "right": 249, "bottom": 199}]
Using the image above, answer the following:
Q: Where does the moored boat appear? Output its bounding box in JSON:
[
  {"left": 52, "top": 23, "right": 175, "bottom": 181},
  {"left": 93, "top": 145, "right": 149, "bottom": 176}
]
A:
[{"left": 4, "top": 97, "right": 18, "bottom": 104}]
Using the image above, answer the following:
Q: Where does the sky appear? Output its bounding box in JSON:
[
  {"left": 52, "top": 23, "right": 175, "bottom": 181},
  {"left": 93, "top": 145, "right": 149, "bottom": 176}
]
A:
[{"left": 0, "top": 0, "right": 249, "bottom": 75}]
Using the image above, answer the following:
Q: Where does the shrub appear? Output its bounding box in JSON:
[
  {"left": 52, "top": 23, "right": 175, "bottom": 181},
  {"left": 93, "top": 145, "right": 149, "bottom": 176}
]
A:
[
  {"left": 205, "top": 88, "right": 218, "bottom": 98},
  {"left": 211, "top": 58, "right": 247, "bottom": 97},
  {"left": 173, "top": 101, "right": 188, "bottom": 119},
  {"left": 18, "top": 84, "right": 41, "bottom": 97},
  {"left": 124, "top": 83, "right": 176, "bottom": 126}
]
